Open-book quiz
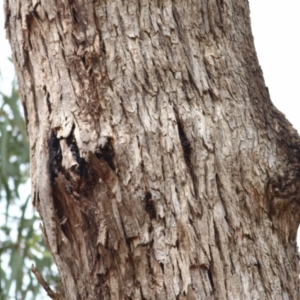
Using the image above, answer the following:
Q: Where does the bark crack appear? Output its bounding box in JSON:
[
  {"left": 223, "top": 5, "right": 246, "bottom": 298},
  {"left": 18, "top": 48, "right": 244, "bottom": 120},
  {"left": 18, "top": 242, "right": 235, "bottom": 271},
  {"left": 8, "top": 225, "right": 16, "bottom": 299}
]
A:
[
  {"left": 95, "top": 136, "right": 116, "bottom": 171},
  {"left": 175, "top": 115, "right": 201, "bottom": 210}
]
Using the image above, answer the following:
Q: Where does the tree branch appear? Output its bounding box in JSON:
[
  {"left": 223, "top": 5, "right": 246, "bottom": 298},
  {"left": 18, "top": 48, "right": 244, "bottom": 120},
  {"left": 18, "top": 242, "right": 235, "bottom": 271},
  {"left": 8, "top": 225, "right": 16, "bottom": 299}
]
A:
[{"left": 31, "top": 265, "right": 64, "bottom": 300}]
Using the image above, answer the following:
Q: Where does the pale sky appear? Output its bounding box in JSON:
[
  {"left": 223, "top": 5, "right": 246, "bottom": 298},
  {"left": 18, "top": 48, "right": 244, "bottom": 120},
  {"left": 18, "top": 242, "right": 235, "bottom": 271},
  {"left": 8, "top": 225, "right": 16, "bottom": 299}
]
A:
[{"left": 249, "top": 1, "right": 300, "bottom": 131}]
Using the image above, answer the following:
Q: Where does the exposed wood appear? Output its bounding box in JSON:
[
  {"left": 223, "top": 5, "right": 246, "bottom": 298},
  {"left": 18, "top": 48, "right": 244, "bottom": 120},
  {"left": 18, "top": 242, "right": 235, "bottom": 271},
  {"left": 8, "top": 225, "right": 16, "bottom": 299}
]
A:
[{"left": 5, "top": 0, "right": 300, "bottom": 299}]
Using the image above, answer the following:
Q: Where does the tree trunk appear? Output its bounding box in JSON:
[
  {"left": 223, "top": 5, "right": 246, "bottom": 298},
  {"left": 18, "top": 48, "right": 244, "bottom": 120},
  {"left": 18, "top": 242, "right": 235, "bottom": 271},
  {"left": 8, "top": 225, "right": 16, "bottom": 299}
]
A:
[{"left": 5, "top": 0, "right": 300, "bottom": 299}]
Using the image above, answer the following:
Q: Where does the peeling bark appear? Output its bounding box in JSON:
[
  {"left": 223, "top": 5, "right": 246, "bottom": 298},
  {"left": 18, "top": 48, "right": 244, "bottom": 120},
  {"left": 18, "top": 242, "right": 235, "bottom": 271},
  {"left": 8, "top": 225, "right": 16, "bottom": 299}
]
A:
[{"left": 5, "top": 0, "right": 300, "bottom": 299}]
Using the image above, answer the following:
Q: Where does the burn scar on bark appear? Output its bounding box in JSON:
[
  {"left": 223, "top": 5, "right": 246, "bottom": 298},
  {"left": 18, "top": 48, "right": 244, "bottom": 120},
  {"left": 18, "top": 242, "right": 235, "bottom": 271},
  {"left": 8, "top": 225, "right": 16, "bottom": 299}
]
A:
[
  {"left": 49, "top": 131, "right": 61, "bottom": 182},
  {"left": 143, "top": 191, "right": 157, "bottom": 219},
  {"left": 59, "top": 139, "right": 79, "bottom": 170},
  {"left": 96, "top": 136, "right": 115, "bottom": 171},
  {"left": 48, "top": 122, "right": 88, "bottom": 189}
]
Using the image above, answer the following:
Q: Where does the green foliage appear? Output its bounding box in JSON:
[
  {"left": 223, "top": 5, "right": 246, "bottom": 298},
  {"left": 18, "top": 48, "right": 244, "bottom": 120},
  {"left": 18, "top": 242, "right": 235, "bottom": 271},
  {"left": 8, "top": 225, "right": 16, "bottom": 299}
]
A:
[
  {"left": 0, "top": 80, "right": 29, "bottom": 206},
  {"left": 0, "top": 71, "right": 57, "bottom": 299}
]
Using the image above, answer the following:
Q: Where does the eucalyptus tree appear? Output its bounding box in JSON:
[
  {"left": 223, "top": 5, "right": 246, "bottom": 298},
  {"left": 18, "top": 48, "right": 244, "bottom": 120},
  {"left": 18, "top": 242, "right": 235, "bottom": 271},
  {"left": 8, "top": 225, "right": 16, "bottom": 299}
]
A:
[{"left": 5, "top": 0, "right": 300, "bottom": 299}]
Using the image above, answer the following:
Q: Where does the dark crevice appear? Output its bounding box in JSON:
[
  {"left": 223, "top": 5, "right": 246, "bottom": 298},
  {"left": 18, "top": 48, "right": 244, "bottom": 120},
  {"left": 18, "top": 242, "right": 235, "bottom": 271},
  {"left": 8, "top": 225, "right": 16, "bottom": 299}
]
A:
[
  {"left": 4, "top": 10, "right": 10, "bottom": 29},
  {"left": 254, "top": 260, "right": 261, "bottom": 269},
  {"left": 217, "top": 0, "right": 224, "bottom": 9},
  {"left": 48, "top": 128, "right": 92, "bottom": 190},
  {"left": 72, "top": 7, "right": 79, "bottom": 24},
  {"left": 143, "top": 191, "right": 156, "bottom": 219},
  {"left": 216, "top": 0, "right": 225, "bottom": 33},
  {"left": 48, "top": 130, "right": 61, "bottom": 182},
  {"left": 25, "top": 54, "right": 40, "bottom": 127},
  {"left": 96, "top": 24, "right": 106, "bottom": 59},
  {"left": 101, "top": 38, "right": 106, "bottom": 55},
  {"left": 95, "top": 137, "right": 115, "bottom": 171},
  {"left": 208, "top": 89, "right": 219, "bottom": 102},
  {"left": 43, "top": 85, "right": 52, "bottom": 114},
  {"left": 81, "top": 55, "right": 86, "bottom": 66},
  {"left": 187, "top": 69, "right": 198, "bottom": 93},
  {"left": 175, "top": 114, "right": 202, "bottom": 213},
  {"left": 22, "top": 104, "right": 29, "bottom": 130},
  {"left": 207, "top": 268, "right": 214, "bottom": 289},
  {"left": 46, "top": 92, "right": 51, "bottom": 112},
  {"left": 177, "top": 119, "right": 192, "bottom": 169},
  {"left": 31, "top": 6, "right": 42, "bottom": 21},
  {"left": 160, "top": 262, "right": 164, "bottom": 273},
  {"left": 155, "top": 68, "right": 164, "bottom": 88},
  {"left": 66, "top": 132, "right": 88, "bottom": 177}
]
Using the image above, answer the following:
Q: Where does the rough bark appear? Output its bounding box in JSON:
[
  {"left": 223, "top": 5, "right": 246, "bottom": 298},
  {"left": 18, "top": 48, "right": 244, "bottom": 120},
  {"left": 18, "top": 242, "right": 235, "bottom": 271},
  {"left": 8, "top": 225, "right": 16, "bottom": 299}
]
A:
[{"left": 5, "top": 0, "right": 300, "bottom": 299}]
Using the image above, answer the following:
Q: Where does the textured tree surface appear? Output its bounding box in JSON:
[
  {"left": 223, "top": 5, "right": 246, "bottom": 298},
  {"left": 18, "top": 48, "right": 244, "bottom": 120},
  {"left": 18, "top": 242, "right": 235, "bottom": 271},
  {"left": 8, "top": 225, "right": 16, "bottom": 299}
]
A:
[{"left": 5, "top": 0, "right": 300, "bottom": 299}]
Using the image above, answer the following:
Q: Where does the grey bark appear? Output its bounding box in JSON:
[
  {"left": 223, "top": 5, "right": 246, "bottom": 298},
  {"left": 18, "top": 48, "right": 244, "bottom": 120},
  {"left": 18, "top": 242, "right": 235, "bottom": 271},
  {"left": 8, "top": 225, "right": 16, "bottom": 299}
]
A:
[{"left": 5, "top": 0, "right": 300, "bottom": 299}]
